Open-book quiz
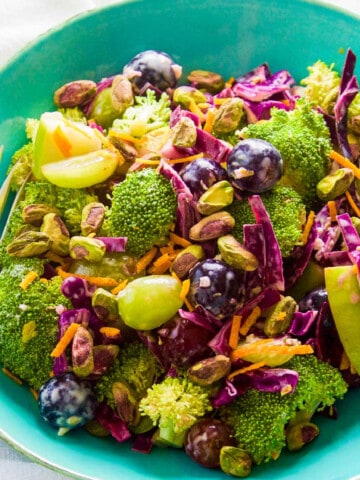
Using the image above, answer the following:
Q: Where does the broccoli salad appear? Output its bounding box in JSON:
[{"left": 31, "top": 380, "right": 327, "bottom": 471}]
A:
[{"left": 3, "top": 47, "right": 360, "bottom": 477}]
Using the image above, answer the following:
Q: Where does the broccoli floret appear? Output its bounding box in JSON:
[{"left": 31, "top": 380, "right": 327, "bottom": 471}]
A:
[
  {"left": 227, "top": 185, "right": 306, "bottom": 257},
  {"left": 6, "top": 143, "right": 34, "bottom": 191},
  {"left": 112, "top": 89, "right": 171, "bottom": 137},
  {"left": 241, "top": 99, "right": 332, "bottom": 209},
  {"left": 57, "top": 107, "right": 87, "bottom": 123},
  {"left": 139, "top": 374, "right": 213, "bottom": 447},
  {"left": 0, "top": 263, "right": 71, "bottom": 390},
  {"left": 300, "top": 60, "right": 341, "bottom": 114},
  {"left": 220, "top": 354, "right": 348, "bottom": 465},
  {"left": 106, "top": 168, "right": 177, "bottom": 256},
  {"left": 95, "top": 340, "right": 163, "bottom": 407}
]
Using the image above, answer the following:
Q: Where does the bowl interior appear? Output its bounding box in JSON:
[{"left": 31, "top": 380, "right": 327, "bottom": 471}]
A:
[{"left": 1, "top": 1, "right": 360, "bottom": 479}]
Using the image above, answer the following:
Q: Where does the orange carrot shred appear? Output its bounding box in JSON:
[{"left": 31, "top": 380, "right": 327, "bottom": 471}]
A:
[
  {"left": 225, "top": 76, "right": 235, "bottom": 88},
  {"left": 50, "top": 323, "right": 80, "bottom": 358},
  {"left": 169, "top": 232, "right": 192, "bottom": 248},
  {"left": 301, "top": 210, "right": 315, "bottom": 244},
  {"left": 230, "top": 341, "right": 313, "bottom": 362},
  {"left": 182, "top": 296, "right": 194, "bottom": 312},
  {"left": 203, "top": 108, "right": 216, "bottom": 133},
  {"left": 111, "top": 279, "right": 129, "bottom": 295},
  {"left": 19, "top": 271, "right": 39, "bottom": 290},
  {"left": 148, "top": 253, "right": 172, "bottom": 274},
  {"left": 166, "top": 152, "right": 204, "bottom": 165},
  {"left": 327, "top": 200, "right": 337, "bottom": 223},
  {"left": 2, "top": 367, "right": 23, "bottom": 385},
  {"left": 180, "top": 278, "right": 191, "bottom": 300},
  {"left": 239, "top": 306, "right": 262, "bottom": 336},
  {"left": 330, "top": 149, "right": 360, "bottom": 179},
  {"left": 136, "top": 246, "right": 158, "bottom": 273},
  {"left": 188, "top": 100, "right": 205, "bottom": 123},
  {"left": 99, "top": 326, "right": 121, "bottom": 337},
  {"left": 228, "top": 315, "right": 242, "bottom": 350},
  {"left": 56, "top": 266, "right": 119, "bottom": 288},
  {"left": 108, "top": 129, "right": 144, "bottom": 145},
  {"left": 29, "top": 387, "right": 39, "bottom": 401},
  {"left": 345, "top": 190, "right": 360, "bottom": 217},
  {"left": 227, "top": 361, "right": 266, "bottom": 380},
  {"left": 339, "top": 350, "right": 350, "bottom": 370}
]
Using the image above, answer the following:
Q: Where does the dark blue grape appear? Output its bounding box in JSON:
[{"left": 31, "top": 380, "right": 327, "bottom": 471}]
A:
[
  {"left": 38, "top": 373, "right": 97, "bottom": 432},
  {"left": 188, "top": 259, "right": 243, "bottom": 319},
  {"left": 179, "top": 158, "right": 228, "bottom": 199},
  {"left": 298, "top": 287, "right": 328, "bottom": 312},
  {"left": 123, "top": 50, "right": 181, "bottom": 91},
  {"left": 226, "top": 138, "right": 283, "bottom": 193}
]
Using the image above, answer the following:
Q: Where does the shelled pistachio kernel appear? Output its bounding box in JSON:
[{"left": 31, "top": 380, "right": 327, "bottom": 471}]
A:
[
  {"left": 197, "top": 180, "right": 234, "bottom": 215},
  {"left": 316, "top": 167, "right": 354, "bottom": 201}
]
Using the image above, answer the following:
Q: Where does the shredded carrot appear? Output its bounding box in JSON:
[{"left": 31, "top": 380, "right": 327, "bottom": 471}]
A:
[
  {"left": 339, "top": 350, "right": 350, "bottom": 370},
  {"left": 203, "top": 108, "right": 216, "bottom": 133},
  {"left": 99, "top": 326, "right": 121, "bottom": 337},
  {"left": 301, "top": 210, "right": 315, "bottom": 244},
  {"left": 53, "top": 125, "right": 72, "bottom": 157},
  {"left": 136, "top": 246, "right": 158, "bottom": 273},
  {"left": 50, "top": 322, "right": 80, "bottom": 358},
  {"left": 239, "top": 306, "right": 262, "bottom": 336},
  {"left": 228, "top": 315, "right": 242, "bottom": 350},
  {"left": 182, "top": 296, "right": 194, "bottom": 312},
  {"left": 56, "top": 266, "right": 118, "bottom": 288},
  {"left": 330, "top": 150, "right": 360, "bottom": 179},
  {"left": 166, "top": 152, "right": 204, "bottom": 165},
  {"left": 111, "top": 279, "right": 129, "bottom": 295},
  {"left": 169, "top": 232, "right": 192, "bottom": 248},
  {"left": 213, "top": 97, "right": 232, "bottom": 106},
  {"left": 350, "top": 362, "right": 357, "bottom": 375},
  {"left": 345, "top": 190, "right": 360, "bottom": 217},
  {"left": 230, "top": 341, "right": 313, "bottom": 362},
  {"left": 148, "top": 253, "right": 172, "bottom": 274},
  {"left": 108, "top": 129, "right": 144, "bottom": 145},
  {"left": 227, "top": 361, "right": 266, "bottom": 380},
  {"left": 29, "top": 387, "right": 39, "bottom": 401},
  {"left": 180, "top": 278, "right": 191, "bottom": 300},
  {"left": 327, "top": 200, "right": 337, "bottom": 223},
  {"left": 188, "top": 100, "right": 206, "bottom": 123},
  {"left": 225, "top": 76, "right": 235, "bottom": 88},
  {"left": 19, "top": 271, "right": 39, "bottom": 290},
  {"left": 2, "top": 367, "right": 23, "bottom": 385}
]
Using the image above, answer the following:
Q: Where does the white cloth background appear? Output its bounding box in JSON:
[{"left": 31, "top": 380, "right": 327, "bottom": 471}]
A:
[{"left": 0, "top": 0, "right": 360, "bottom": 479}]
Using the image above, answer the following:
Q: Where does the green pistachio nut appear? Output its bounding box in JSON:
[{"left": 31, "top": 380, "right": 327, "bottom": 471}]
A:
[
  {"left": 173, "top": 86, "right": 207, "bottom": 108},
  {"left": 220, "top": 446, "right": 252, "bottom": 477},
  {"left": 71, "top": 325, "right": 94, "bottom": 377},
  {"left": 81, "top": 202, "right": 106, "bottom": 236},
  {"left": 53, "top": 80, "right": 97, "bottom": 108},
  {"left": 286, "top": 421, "right": 319, "bottom": 452},
  {"left": 111, "top": 74, "right": 134, "bottom": 114},
  {"left": 171, "top": 116, "right": 197, "bottom": 148},
  {"left": 189, "top": 211, "right": 235, "bottom": 241},
  {"left": 69, "top": 236, "right": 106, "bottom": 262},
  {"left": 92, "top": 344, "right": 120, "bottom": 376},
  {"left": 112, "top": 382, "right": 140, "bottom": 426},
  {"left": 170, "top": 244, "right": 205, "bottom": 279},
  {"left": 6, "top": 230, "right": 52, "bottom": 257},
  {"left": 22, "top": 203, "right": 61, "bottom": 227},
  {"left": 197, "top": 180, "right": 234, "bottom": 215},
  {"left": 263, "top": 295, "right": 297, "bottom": 337},
  {"left": 187, "top": 354, "right": 231, "bottom": 386},
  {"left": 40, "top": 212, "right": 70, "bottom": 256},
  {"left": 212, "top": 98, "right": 244, "bottom": 134},
  {"left": 187, "top": 70, "right": 225, "bottom": 94},
  {"left": 316, "top": 167, "right": 354, "bottom": 201},
  {"left": 91, "top": 287, "right": 120, "bottom": 323},
  {"left": 217, "top": 234, "right": 258, "bottom": 271}
]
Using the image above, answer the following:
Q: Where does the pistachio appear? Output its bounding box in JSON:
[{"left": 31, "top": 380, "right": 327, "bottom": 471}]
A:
[
  {"left": 316, "top": 167, "right": 354, "bottom": 201},
  {"left": 91, "top": 288, "right": 120, "bottom": 323},
  {"left": 54, "top": 80, "right": 97, "bottom": 107},
  {"left": 197, "top": 181, "right": 234, "bottom": 215},
  {"left": 171, "top": 244, "right": 205, "bottom": 279},
  {"left": 112, "top": 382, "right": 140, "bottom": 426},
  {"left": 212, "top": 98, "right": 244, "bottom": 134},
  {"left": 69, "top": 236, "right": 106, "bottom": 262},
  {"left": 92, "top": 344, "right": 120, "bottom": 376},
  {"left": 111, "top": 74, "right": 134, "bottom": 113},
  {"left": 40, "top": 212, "right": 70, "bottom": 256},
  {"left": 286, "top": 421, "right": 319, "bottom": 452},
  {"left": 263, "top": 296, "right": 297, "bottom": 337},
  {"left": 129, "top": 415, "right": 155, "bottom": 435},
  {"left": 22, "top": 203, "right": 61, "bottom": 227},
  {"left": 81, "top": 202, "right": 106, "bottom": 236},
  {"left": 171, "top": 116, "right": 197, "bottom": 148},
  {"left": 189, "top": 211, "right": 235, "bottom": 241},
  {"left": 349, "top": 115, "right": 360, "bottom": 135},
  {"left": 187, "top": 355, "right": 231, "bottom": 386},
  {"left": 173, "top": 85, "right": 207, "bottom": 108},
  {"left": 220, "top": 446, "right": 252, "bottom": 478},
  {"left": 217, "top": 235, "right": 258, "bottom": 271},
  {"left": 6, "top": 230, "right": 52, "bottom": 257},
  {"left": 187, "top": 70, "right": 225, "bottom": 94},
  {"left": 71, "top": 326, "right": 94, "bottom": 377}
]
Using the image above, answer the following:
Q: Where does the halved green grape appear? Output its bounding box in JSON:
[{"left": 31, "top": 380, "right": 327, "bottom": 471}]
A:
[
  {"left": 41, "top": 149, "right": 118, "bottom": 188},
  {"left": 117, "top": 275, "right": 183, "bottom": 330},
  {"left": 32, "top": 111, "right": 102, "bottom": 179}
]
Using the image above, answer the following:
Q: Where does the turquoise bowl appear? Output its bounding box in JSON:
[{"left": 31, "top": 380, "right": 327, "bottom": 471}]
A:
[{"left": 1, "top": 1, "right": 360, "bottom": 479}]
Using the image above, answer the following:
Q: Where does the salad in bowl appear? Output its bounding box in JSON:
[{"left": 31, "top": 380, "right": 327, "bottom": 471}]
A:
[{"left": 1, "top": 41, "right": 360, "bottom": 479}]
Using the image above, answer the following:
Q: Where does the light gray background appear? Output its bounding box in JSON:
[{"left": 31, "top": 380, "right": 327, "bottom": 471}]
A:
[{"left": 0, "top": 0, "right": 360, "bottom": 479}]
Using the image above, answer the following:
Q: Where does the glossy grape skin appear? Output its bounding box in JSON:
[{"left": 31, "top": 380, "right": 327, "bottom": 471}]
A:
[
  {"left": 226, "top": 138, "right": 283, "bottom": 193},
  {"left": 38, "top": 373, "right": 97, "bottom": 431},
  {"left": 184, "top": 418, "right": 236, "bottom": 468},
  {"left": 188, "top": 259, "right": 243, "bottom": 319},
  {"left": 123, "top": 50, "right": 181, "bottom": 91},
  {"left": 298, "top": 287, "right": 328, "bottom": 312},
  {"left": 179, "top": 157, "right": 229, "bottom": 199}
]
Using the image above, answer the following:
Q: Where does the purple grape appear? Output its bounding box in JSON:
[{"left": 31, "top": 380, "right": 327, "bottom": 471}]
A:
[
  {"left": 226, "top": 138, "right": 283, "bottom": 193},
  {"left": 179, "top": 158, "right": 229, "bottom": 199},
  {"left": 188, "top": 259, "right": 243, "bottom": 319}
]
